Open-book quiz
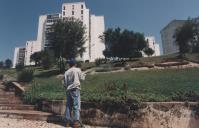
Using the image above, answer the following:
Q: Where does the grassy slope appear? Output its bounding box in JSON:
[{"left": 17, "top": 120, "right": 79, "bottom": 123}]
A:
[
  {"left": 24, "top": 68, "right": 199, "bottom": 103},
  {"left": 81, "top": 68, "right": 199, "bottom": 102},
  {"left": 1, "top": 53, "right": 199, "bottom": 103}
]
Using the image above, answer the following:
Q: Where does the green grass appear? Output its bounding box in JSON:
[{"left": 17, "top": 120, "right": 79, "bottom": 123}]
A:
[
  {"left": 24, "top": 77, "right": 65, "bottom": 103},
  {"left": 24, "top": 68, "right": 199, "bottom": 103},
  {"left": 81, "top": 68, "right": 199, "bottom": 102}
]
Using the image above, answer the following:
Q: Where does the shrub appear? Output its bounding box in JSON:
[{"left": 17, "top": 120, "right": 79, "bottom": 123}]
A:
[
  {"left": 131, "top": 62, "right": 154, "bottom": 68},
  {"left": 95, "top": 58, "right": 107, "bottom": 66},
  {"left": 76, "top": 61, "right": 82, "bottom": 68},
  {"left": 155, "top": 61, "right": 189, "bottom": 67},
  {"left": 113, "top": 62, "right": 127, "bottom": 67},
  {"left": 95, "top": 67, "right": 121, "bottom": 72},
  {"left": 85, "top": 60, "right": 90, "bottom": 63},
  {"left": 0, "top": 74, "right": 3, "bottom": 80},
  {"left": 17, "top": 69, "right": 34, "bottom": 82},
  {"left": 15, "top": 64, "right": 24, "bottom": 71}
]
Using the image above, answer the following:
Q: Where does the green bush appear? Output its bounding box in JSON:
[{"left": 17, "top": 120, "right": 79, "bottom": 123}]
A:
[
  {"left": 131, "top": 62, "right": 154, "bottom": 68},
  {"left": 113, "top": 62, "right": 127, "bottom": 67},
  {"left": 17, "top": 69, "right": 34, "bottom": 82},
  {"left": 95, "top": 58, "right": 107, "bottom": 66},
  {"left": 15, "top": 64, "right": 24, "bottom": 71},
  {"left": 95, "top": 67, "right": 121, "bottom": 72},
  {"left": 155, "top": 61, "right": 189, "bottom": 67},
  {"left": 0, "top": 74, "right": 3, "bottom": 80}
]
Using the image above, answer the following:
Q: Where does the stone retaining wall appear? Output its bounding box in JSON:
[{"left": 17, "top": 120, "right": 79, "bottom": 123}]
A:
[{"left": 41, "top": 101, "right": 199, "bottom": 128}]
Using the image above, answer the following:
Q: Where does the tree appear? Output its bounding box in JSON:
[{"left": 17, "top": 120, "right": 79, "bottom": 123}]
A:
[
  {"left": 0, "top": 61, "right": 3, "bottom": 69},
  {"left": 144, "top": 48, "right": 155, "bottom": 57},
  {"left": 5, "top": 59, "right": 12, "bottom": 69},
  {"left": 30, "top": 52, "right": 42, "bottom": 66},
  {"left": 174, "top": 17, "right": 199, "bottom": 57},
  {"left": 40, "top": 50, "right": 54, "bottom": 69},
  {"left": 47, "top": 18, "right": 86, "bottom": 72},
  {"left": 100, "top": 28, "right": 147, "bottom": 59}
]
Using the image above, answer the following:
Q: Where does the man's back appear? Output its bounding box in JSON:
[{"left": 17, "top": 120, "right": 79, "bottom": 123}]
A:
[{"left": 64, "top": 67, "right": 85, "bottom": 90}]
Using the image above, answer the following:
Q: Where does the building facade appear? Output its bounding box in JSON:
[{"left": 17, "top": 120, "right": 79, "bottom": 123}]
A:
[
  {"left": 61, "top": 2, "right": 105, "bottom": 61},
  {"left": 24, "top": 41, "right": 41, "bottom": 66},
  {"left": 160, "top": 20, "right": 185, "bottom": 55},
  {"left": 144, "top": 36, "right": 161, "bottom": 57},
  {"left": 12, "top": 47, "right": 25, "bottom": 68},
  {"left": 13, "top": 2, "right": 105, "bottom": 67}
]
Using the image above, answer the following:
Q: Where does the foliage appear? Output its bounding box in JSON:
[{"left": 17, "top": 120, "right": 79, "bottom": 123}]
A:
[
  {"left": 174, "top": 17, "right": 199, "bottom": 56},
  {"left": 15, "top": 63, "right": 25, "bottom": 71},
  {"left": 17, "top": 69, "right": 34, "bottom": 83},
  {"left": 155, "top": 61, "right": 189, "bottom": 67},
  {"left": 23, "top": 77, "right": 65, "bottom": 104},
  {"left": 95, "top": 58, "right": 107, "bottom": 66},
  {"left": 30, "top": 52, "right": 42, "bottom": 66},
  {"left": 95, "top": 67, "right": 122, "bottom": 72},
  {"left": 143, "top": 47, "right": 155, "bottom": 57},
  {"left": 100, "top": 28, "right": 147, "bottom": 59},
  {"left": 0, "top": 74, "right": 3, "bottom": 80},
  {"left": 30, "top": 50, "right": 54, "bottom": 69},
  {"left": 4, "top": 59, "right": 12, "bottom": 69},
  {"left": 0, "top": 61, "right": 3, "bottom": 68},
  {"left": 47, "top": 18, "right": 86, "bottom": 72},
  {"left": 40, "top": 50, "right": 54, "bottom": 69}
]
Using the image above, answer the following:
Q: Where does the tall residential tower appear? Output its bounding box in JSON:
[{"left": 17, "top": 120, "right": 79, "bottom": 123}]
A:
[{"left": 13, "top": 2, "right": 105, "bottom": 67}]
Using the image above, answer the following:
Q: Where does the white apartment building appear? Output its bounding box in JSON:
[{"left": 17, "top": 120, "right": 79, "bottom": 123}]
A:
[
  {"left": 12, "top": 47, "right": 25, "bottom": 68},
  {"left": 24, "top": 41, "right": 41, "bottom": 66},
  {"left": 62, "top": 2, "right": 105, "bottom": 61},
  {"left": 144, "top": 36, "right": 161, "bottom": 57},
  {"left": 13, "top": 2, "right": 105, "bottom": 67},
  {"left": 161, "top": 20, "right": 185, "bottom": 55}
]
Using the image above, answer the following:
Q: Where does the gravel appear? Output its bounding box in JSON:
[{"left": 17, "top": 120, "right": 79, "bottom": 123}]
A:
[{"left": 0, "top": 117, "right": 107, "bottom": 128}]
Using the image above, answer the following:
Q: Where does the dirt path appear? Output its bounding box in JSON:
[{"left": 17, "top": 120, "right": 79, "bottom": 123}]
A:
[{"left": 0, "top": 117, "right": 107, "bottom": 128}]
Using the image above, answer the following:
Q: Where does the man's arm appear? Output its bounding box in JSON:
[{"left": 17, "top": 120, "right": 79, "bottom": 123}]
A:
[
  {"left": 63, "top": 73, "right": 68, "bottom": 88},
  {"left": 79, "top": 69, "right": 86, "bottom": 81}
]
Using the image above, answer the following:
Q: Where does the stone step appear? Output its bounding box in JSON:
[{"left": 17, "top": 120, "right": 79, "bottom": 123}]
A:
[
  {"left": 0, "top": 92, "right": 15, "bottom": 98},
  {"left": 0, "top": 104, "right": 35, "bottom": 110},
  {"left": 0, "top": 97, "right": 20, "bottom": 101},
  {"left": 0, "top": 92, "right": 15, "bottom": 95},
  {"left": 0, "top": 110, "right": 62, "bottom": 121},
  {"left": 0, "top": 100, "right": 23, "bottom": 104}
]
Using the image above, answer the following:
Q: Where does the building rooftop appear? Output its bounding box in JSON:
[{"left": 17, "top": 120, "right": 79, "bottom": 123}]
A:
[{"left": 160, "top": 19, "right": 185, "bottom": 33}]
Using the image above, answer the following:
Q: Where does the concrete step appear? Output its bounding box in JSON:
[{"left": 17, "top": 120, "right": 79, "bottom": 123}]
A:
[
  {"left": 0, "top": 110, "right": 62, "bottom": 121},
  {"left": 0, "top": 92, "right": 15, "bottom": 98},
  {"left": 0, "top": 100, "right": 23, "bottom": 104},
  {"left": 0, "top": 97, "right": 21, "bottom": 101},
  {"left": 0, "top": 104, "right": 35, "bottom": 110}
]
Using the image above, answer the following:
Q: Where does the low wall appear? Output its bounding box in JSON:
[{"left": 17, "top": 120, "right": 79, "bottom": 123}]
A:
[{"left": 41, "top": 101, "right": 199, "bottom": 128}]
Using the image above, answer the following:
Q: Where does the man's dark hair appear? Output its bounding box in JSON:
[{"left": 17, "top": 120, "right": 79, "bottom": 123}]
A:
[{"left": 68, "top": 60, "right": 76, "bottom": 67}]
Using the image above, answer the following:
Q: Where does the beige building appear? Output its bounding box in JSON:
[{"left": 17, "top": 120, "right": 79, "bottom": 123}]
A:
[{"left": 160, "top": 20, "right": 185, "bottom": 55}]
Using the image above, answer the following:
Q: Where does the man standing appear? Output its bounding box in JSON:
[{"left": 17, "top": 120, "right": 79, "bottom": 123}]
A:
[{"left": 64, "top": 60, "right": 86, "bottom": 128}]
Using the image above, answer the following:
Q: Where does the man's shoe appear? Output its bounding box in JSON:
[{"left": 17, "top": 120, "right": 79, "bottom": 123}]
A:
[
  {"left": 66, "top": 123, "right": 70, "bottom": 127},
  {"left": 66, "top": 120, "right": 71, "bottom": 128},
  {"left": 73, "top": 121, "right": 79, "bottom": 128}
]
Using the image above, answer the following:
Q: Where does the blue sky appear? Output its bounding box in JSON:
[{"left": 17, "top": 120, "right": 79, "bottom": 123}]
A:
[{"left": 0, "top": 0, "right": 199, "bottom": 61}]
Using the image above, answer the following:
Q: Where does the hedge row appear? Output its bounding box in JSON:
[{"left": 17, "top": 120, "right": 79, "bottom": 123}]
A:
[
  {"left": 155, "top": 61, "right": 189, "bottom": 67},
  {"left": 95, "top": 67, "right": 122, "bottom": 72}
]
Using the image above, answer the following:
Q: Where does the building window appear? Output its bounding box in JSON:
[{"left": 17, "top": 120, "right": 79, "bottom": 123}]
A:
[
  {"left": 81, "top": 16, "right": 83, "bottom": 20},
  {"left": 81, "top": 4, "right": 83, "bottom": 9},
  {"left": 72, "top": 11, "right": 74, "bottom": 15},
  {"left": 63, "top": 11, "right": 65, "bottom": 16},
  {"left": 63, "top": 6, "right": 65, "bottom": 10},
  {"left": 72, "top": 5, "right": 74, "bottom": 9},
  {"left": 81, "top": 10, "right": 83, "bottom": 14}
]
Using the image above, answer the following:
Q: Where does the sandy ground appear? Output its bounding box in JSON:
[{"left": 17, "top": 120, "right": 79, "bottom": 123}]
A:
[{"left": 0, "top": 117, "right": 106, "bottom": 128}]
